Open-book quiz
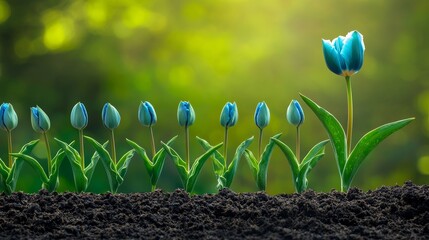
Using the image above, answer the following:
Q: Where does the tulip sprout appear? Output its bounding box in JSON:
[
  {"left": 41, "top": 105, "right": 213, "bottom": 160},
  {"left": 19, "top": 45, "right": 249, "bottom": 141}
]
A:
[
  {"left": 244, "top": 102, "right": 281, "bottom": 191},
  {"left": 301, "top": 30, "right": 414, "bottom": 192},
  {"left": 162, "top": 101, "right": 223, "bottom": 193},
  {"left": 85, "top": 103, "right": 135, "bottom": 193},
  {"left": 272, "top": 100, "right": 329, "bottom": 193},
  {"left": 55, "top": 102, "right": 101, "bottom": 192},
  {"left": 198, "top": 102, "right": 254, "bottom": 189},
  {"left": 13, "top": 106, "right": 68, "bottom": 192},
  {"left": 127, "top": 101, "right": 177, "bottom": 191}
]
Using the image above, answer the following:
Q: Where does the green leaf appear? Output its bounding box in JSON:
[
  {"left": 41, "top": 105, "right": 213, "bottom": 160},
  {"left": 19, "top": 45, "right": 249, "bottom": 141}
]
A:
[
  {"left": 224, "top": 136, "right": 254, "bottom": 188},
  {"left": 55, "top": 138, "right": 88, "bottom": 192},
  {"left": 126, "top": 139, "right": 154, "bottom": 173},
  {"left": 85, "top": 136, "right": 119, "bottom": 193},
  {"left": 186, "top": 142, "right": 223, "bottom": 193},
  {"left": 342, "top": 118, "right": 414, "bottom": 191},
  {"left": 300, "top": 139, "right": 330, "bottom": 171},
  {"left": 84, "top": 142, "right": 107, "bottom": 188},
  {"left": 0, "top": 158, "right": 10, "bottom": 179},
  {"left": 11, "top": 153, "right": 49, "bottom": 183},
  {"left": 244, "top": 149, "right": 258, "bottom": 182},
  {"left": 301, "top": 94, "right": 347, "bottom": 176},
  {"left": 257, "top": 133, "right": 282, "bottom": 191},
  {"left": 196, "top": 136, "right": 225, "bottom": 180},
  {"left": 271, "top": 138, "right": 299, "bottom": 181},
  {"left": 117, "top": 150, "right": 135, "bottom": 180},
  {"left": 161, "top": 141, "right": 188, "bottom": 187},
  {"left": 151, "top": 136, "right": 177, "bottom": 188},
  {"left": 44, "top": 148, "right": 68, "bottom": 192}
]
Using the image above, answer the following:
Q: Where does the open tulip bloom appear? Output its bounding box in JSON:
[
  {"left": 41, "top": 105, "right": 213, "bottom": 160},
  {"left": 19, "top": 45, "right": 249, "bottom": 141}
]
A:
[
  {"left": 162, "top": 101, "right": 223, "bottom": 193},
  {"left": 127, "top": 101, "right": 177, "bottom": 191},
  {"left": 198, "top": 102, "right": 254, "bottom": 190},
  {"left": 301, "top": 30, "right": 414, "bottom": 192}
]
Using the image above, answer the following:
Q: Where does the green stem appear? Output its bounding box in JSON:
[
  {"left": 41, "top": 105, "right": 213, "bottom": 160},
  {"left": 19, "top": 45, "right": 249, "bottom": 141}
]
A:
[
  {"left": 7, "top": 131, "right": 13, "bottom": 167},
  {"left": 42, "top": 132, "right": 52, "bottom": 175},
  {"left": 258, "top": 128, "right": 263, "bottom": 160},
  {"left": 185, "top": 126, "right": 190, "bottom": 172},
  {"left": 224, "top": 127, "right": 229, "bottom": 168},
  {"left": 345, "top": 76, "right": 353, "bottom": 156},
  {"left": 151, "top": 184, "right": 156, "bottom": 192},
  {"left": 79, "top": 129, "right": 85, "bottom": 171},
  {"left": 111, "top": 130, "right": 117, "bottom": 165},
  {"left": 150, "top": 126, "right": 156, "bottom": 158},
  {"left": 296, "top": 126, "right": 301, "bottom": 163}
]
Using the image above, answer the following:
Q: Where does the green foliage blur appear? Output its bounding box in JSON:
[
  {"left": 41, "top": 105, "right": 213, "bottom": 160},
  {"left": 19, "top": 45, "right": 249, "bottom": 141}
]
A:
[{"left": 0, "top": 0, "right": 427, "bottom": 194}]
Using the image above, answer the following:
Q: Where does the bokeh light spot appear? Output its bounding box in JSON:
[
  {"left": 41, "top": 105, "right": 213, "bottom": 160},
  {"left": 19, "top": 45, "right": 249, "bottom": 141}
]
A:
[
  {"left": 0, "top": 0, "right": 10, "bottom": 24},
  {"left": 418, "top": 156, "right": 429, "bottom": 175}
]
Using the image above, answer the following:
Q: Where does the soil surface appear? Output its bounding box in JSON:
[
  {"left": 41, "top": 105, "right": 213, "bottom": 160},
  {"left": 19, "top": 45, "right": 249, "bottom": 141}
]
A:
[{"left": 0, "top": 181, "right": 428, "bottom": 239}]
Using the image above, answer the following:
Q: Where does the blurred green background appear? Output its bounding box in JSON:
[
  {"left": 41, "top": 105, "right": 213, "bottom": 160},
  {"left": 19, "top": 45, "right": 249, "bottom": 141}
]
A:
[{"left": 0, "top": 0, "right": 428, "bottom": 194}]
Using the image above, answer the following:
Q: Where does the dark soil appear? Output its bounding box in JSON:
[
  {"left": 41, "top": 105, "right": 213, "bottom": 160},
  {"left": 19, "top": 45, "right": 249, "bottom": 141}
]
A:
[{"left": 0, "top": 181, "right": 428, "bottom": 239}]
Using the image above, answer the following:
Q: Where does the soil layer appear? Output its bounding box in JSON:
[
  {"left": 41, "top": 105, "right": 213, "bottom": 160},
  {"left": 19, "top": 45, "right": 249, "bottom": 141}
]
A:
[{"left": 0, "top": 181, "right": 428, "bottom": 239}]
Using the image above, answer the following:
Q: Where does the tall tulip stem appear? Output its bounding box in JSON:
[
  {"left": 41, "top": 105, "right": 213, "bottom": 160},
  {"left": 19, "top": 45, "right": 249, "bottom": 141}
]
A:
[
  {"left": 224, "top": 127, "right": 229, "bottom": 168},
  {"left": 111, "top": 130, "right": 117, "bottom": 165},
  {"left": 185, "top": 126, "right": 190, "bottom": 172},
  {"left": 296, "top": 126, "right": 301, "bottom": 163},
  {"left": 79, "top": 129, "right": 85, "bottom": 171},
  {"left": 258, "top": 128, "right": 263, "bottom": 159},
  {"left": 149, "top": 126, "right": 156, "bottom": 158},
  {"left": 42, "top": 132, "right": 52, "bottom": 175},
  {"left": 345, "top": 76, "right": 353, "bottom": 155},
  {"left": 7, "top": 131, "right": 13, "bottom": 167}
]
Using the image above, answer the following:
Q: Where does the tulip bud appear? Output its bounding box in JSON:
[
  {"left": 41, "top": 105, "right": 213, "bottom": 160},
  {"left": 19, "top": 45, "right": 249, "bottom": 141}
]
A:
[
  {"left": 0, "top": 103, "right": 18, "bottom": 132},
  {"left": 102, "top": 103, "right": 121, "bottom": 129},
  {"left": 138, "top": 101, "right": 157, "bottom": 127},
  {"left": 177, "top": 101, "right": 195, "bottom": 127},
  {"left": 286, "top": 100, "right": 304, "bottom": 127},
  {"left": 31, "top": 106, "right": 51, "bottom": 133},
  {"left": 254, "top": 102, "right": 270, "bottom": 129},
  {"left": 322, "top": 30, "right": 365, "bottom": 77},
  {"left": 70, "top": 102, "right": 88, "bottom": 130},
  {"left": 220, "top": 102, "right": 238, "bottom": 128}
]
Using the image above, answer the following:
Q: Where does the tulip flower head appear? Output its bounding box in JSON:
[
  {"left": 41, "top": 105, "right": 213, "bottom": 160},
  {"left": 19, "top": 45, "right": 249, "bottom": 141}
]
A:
[
  {"left": 254, "top": 102, "right": 270, "bottom": 129},
  {"left": 70, "top": 102, "right": 88, "bottom": 130},
  {"left": 138, "top": 101, "right": 157, "bottom": 127},
  {"left": 322, "top": 30, "right": 365, "bottom": 77},
  {"left": 102, "top": 103, "right": 121, "bottom": 130},
  {"left": 31, "top": 106, "right": 51, "bottom": 133},
  {"left": 0, "top": 103, "right": 18, "bottom": 132},
  {"left": 287, "top": 100, "right": 305, "bottom": 127},
  {"left": 177, "top": 101, "right": 195, "bottom": 127},
  {"left": 220, "top": 102, "right": 238, "bottom": 128}
]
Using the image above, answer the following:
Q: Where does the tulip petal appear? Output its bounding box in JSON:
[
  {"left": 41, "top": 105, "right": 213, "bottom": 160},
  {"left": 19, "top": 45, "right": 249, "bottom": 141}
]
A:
[
  {"left": 340, "top": 31, "right": 365, "bottom": 74},
  {"left": 322, "top": 39, "right": 343, "bottom": 75}
]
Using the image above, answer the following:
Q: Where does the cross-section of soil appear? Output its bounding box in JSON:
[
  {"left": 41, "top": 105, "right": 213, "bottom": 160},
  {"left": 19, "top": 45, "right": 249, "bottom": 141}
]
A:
[{"left": 0, "top": 181, "right": 428, "bottom": 239}]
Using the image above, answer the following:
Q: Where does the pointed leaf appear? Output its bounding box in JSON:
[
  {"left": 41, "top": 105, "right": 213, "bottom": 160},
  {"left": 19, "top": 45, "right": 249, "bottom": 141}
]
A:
[
  {"left": 11, "top": 153, "right": 48, "bottom": 183},
  {"left": 117, "top": 150, "right": 135, "bottom": 180},
  {"left": 196, "top": 136, "right": 225, "bottom": 176},
  {"left": 0, "top": 158, "right": 10, "bottom": 179},
  {"left": 300, "top": 139, "right": 330, "bottom": 170},
  {"left": 84, "top": 141, "right": 107, "bottom": 188},
  {"left": 301, "top": 94, "right": 347, "bottom": 175},
  {"left": 85, "top": 136, "right": 119, "bottom": 193},
  {"left": 224, "top": 136, "right": 254, "bottom": 188},
  {"left": 126, "top": 139, "right": 154, "bottom": 173},
  {"left": 55, "top": 138, "right": 88, "bottom": 192},
  {"left": 257, "top": 133, "right": 282, "bottom": 191},
  {"left": 342, "top": 118, "right": 414, "bottom": 191},
  {"left": 186, "top": 142, "right": 223, "bottom": 193},
  {"left": 271, "top": 138, "right": 299, "bottom": 180},
  {"left": 244, "top": 149, "right": 258, "bottom": 182},
  {"left": 161, "top": 141, "right": 188, "bottom": 187}
]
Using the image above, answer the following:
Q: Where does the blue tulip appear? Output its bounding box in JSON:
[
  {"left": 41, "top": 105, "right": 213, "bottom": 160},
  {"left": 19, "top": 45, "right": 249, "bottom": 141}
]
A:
[
  {"left": 177, "top": 101, "right": 195, "bottom": 127},
  {"left": 0, "top": 103, "right": 18, "bottom": 132},
  {"left": 70, "top": 102, "right": 88, "bottom": 130},
  {"left": 322, "top": 30, "right": 365, "bottom": 77},
  {"left": 254, "top": 102, "right": 270, "bottom": 129},
  {"left": 31, "top": 106, "right": 51, "bottom": 133},
  {"left": 102, "top": 103, "right": 121, "bottom": 129},
  {"left": 287, "top": 100, "right": 304, "bottom": 127},
  {"left": 220, "top": 102, "right": 238, "bottom": 128},
  {"left": 138, "top": 101, "right": 157, "bottom": 127}
]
